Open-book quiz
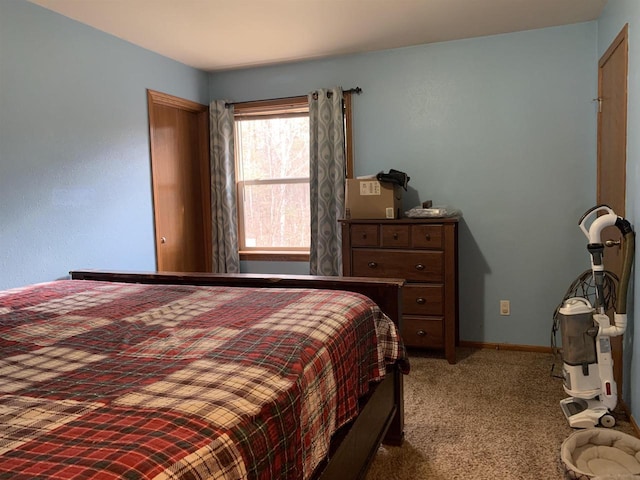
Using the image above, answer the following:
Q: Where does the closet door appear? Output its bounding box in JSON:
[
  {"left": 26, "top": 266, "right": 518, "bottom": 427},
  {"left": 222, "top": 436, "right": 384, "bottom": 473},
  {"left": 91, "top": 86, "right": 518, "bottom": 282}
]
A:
[
  {"left": 147, "top": 90, "right": 211, "bottom": 272},
  {"left": 597, "top": 25, "right": 627, "bottom": 396}
]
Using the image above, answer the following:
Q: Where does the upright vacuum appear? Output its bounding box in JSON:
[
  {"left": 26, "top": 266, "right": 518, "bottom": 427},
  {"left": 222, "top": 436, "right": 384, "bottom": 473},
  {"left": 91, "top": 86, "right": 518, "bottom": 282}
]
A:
[{"left": 557, "top": 205, "right": 635, "bottom": 428}]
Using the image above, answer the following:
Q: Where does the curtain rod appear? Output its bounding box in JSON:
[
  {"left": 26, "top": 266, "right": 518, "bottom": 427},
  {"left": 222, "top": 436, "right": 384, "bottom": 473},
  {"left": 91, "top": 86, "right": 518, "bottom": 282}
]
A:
[{"left": 224, "top": 87, "right": 361, "bottom": 108}]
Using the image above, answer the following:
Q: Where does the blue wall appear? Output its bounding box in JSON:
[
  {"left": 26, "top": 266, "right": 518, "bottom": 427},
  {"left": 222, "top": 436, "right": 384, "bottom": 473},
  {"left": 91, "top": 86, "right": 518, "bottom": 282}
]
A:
[
  {"left": 210, "top": 23, "right": 598, "bottom": 348},
  {"left": 597, "top": 0, "right": 640, "bottom": 423},
  {"left": 0, "top": 0, "right": 209, "bottom": 290},
  {"left": 4, "top": 0, "right": 640, "bottom": 430},
  {"left": 0, "top": 1, "right": 604, "bottom": 349}
]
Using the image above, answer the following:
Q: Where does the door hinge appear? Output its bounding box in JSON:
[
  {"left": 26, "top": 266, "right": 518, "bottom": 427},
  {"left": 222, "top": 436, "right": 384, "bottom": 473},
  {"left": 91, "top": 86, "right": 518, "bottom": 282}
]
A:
[{"left": 593, "top": 97, "right": 603, "bottom": 113}]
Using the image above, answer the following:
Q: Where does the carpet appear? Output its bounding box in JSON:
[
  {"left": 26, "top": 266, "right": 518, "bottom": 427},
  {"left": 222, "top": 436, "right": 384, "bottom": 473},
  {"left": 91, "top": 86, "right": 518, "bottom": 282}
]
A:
[{"left": 365, "top": 348, "right": 636, "bottom": 480}]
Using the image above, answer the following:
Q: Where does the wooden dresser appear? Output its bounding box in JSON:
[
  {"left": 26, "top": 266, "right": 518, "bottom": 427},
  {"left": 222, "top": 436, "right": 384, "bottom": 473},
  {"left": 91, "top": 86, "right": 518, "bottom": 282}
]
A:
[{"left": 340, "top": 217, "right": 459, "bottom": 363}]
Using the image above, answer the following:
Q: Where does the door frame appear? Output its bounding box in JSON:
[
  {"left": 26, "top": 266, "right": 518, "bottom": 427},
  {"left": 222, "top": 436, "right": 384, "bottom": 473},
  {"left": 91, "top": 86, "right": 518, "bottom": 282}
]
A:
[
  {"left": 596, "top": 24, "right": 628, "bottom": 400},
  {"left": 597, "top": 25, "right": 628, "bottom": 207},
  {"left": 147, "top": 89, "right": 211, "bottom": 271}
]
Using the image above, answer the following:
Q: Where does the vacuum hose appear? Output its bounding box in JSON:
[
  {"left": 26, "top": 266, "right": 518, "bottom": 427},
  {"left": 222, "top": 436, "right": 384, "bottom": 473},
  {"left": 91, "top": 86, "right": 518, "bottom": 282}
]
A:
[
  {"left": 599, "top": 219, "right": 634, "bottom": 337},
  {"left": 615, "top": 221, "right": 635, "bottom": 315}
]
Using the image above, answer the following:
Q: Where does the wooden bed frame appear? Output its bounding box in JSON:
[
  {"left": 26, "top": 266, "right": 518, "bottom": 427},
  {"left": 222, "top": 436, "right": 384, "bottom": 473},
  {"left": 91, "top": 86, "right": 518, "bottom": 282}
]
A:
[{"left": 69, "top": 270, "right": 405, "bottom": 480}]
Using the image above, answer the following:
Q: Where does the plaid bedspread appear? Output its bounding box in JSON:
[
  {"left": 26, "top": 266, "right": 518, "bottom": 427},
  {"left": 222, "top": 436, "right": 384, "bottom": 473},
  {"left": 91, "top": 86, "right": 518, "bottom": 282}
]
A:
[{"left": 0, "top": 280, "right": 407, "bottom": 480}]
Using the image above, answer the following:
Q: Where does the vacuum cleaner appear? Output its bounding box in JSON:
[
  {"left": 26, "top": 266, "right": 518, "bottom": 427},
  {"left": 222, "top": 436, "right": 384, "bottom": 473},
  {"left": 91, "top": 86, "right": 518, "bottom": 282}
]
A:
[{"left": 556, "top": 205, "right": 635, "bottom": 428}]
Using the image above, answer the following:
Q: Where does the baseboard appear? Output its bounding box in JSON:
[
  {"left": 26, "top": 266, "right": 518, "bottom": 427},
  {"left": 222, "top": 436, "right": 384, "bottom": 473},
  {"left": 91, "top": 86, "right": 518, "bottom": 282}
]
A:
[{"left": 458, "top": 341, "right": 553, "bottom": 354}]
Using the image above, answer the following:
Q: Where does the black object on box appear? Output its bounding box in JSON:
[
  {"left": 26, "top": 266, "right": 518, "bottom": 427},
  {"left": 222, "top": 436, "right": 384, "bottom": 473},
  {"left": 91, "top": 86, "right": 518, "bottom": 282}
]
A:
[{"left": 376, "top": 169, "right": 410, "bottom": 190}]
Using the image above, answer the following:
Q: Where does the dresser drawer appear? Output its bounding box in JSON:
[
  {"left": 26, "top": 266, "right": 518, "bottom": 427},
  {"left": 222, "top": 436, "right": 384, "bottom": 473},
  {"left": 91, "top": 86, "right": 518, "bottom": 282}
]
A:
[
  {"left": 381, "top": 225, "right": 410, "bottom": 247},
  {"left": 403, "top": 284, "right": 444, "bottom": 315},
  {"left": 411, "top": 225, "right": 443, "bottom": 249},
  {"left": 402, "top": 317, "right": 444, "bottom": 348},
  {"left": 340, "top": 218, "right": 458, "bottom": 363},
  {"left": 350, "top": 225, "right": 379, "bottom": 246},
  {"left": 352, "top": 249, "right": 443, "bottom": 282}
]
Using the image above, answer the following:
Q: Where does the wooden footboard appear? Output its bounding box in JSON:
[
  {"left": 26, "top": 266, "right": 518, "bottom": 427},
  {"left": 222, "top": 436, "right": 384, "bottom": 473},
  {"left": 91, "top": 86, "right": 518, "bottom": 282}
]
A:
[{"left": 70, "top": 270, "right": 405, "bottom": 479}]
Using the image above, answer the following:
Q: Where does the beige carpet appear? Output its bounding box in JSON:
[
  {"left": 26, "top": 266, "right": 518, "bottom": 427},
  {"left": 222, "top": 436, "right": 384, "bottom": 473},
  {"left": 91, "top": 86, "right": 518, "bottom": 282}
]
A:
[{"left": 366, "top": 348, "right": 636, "bottom": 480}]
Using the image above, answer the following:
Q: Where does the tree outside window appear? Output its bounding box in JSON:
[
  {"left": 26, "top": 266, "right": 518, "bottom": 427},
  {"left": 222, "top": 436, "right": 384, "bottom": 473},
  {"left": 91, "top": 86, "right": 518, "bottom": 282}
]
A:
[{"left": 235, "top": 107, "right": 310, "bottom": 254}]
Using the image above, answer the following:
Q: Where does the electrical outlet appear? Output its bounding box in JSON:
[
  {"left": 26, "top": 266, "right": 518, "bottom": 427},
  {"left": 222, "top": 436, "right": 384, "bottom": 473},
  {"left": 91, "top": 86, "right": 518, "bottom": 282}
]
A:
[{"left": 500, "top": 300, "right": 510, "bottom": 316}]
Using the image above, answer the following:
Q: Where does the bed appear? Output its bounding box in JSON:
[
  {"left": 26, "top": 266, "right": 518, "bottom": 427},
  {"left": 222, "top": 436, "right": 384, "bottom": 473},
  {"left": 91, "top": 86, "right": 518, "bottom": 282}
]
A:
[{"left": 0, "top": 270, "right": 408, "bottom": 480}]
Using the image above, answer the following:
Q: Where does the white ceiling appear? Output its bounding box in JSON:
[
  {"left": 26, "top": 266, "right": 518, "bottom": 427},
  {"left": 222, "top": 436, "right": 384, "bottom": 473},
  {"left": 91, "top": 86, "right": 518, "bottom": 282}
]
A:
[{"left": 28, "top": 0, "right": 607, "bottom": 72}]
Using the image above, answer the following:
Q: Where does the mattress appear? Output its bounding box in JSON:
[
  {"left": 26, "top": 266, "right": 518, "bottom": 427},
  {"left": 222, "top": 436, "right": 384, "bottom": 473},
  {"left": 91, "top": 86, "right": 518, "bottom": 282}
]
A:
[{"left": 0, "top": 280, "right": 407, "bottom": 479}]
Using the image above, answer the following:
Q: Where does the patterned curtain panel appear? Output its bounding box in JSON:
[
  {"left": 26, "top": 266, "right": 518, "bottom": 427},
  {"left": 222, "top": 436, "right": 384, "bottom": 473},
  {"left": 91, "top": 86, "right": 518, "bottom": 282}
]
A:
[
  {"left": 308, "top": 87, "right": 346, "bottom": 276},
  {"left": 209, "top": 100, "right": 240, "bottom": 273}
]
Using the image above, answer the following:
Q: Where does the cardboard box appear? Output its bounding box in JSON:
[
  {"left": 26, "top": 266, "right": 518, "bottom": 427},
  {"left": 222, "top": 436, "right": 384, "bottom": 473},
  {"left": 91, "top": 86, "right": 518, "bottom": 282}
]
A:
[{"left": 344, "top": 179, "right": 403, "bottom": 219}]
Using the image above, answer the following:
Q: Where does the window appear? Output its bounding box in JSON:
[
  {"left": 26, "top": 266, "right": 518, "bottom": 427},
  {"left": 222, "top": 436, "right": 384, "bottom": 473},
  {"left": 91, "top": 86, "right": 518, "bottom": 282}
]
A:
[
  {"left": 233, "top": 93, "right": 355, "bottom": 261},
  {"left": 234, "top": 97, "right": 310, "bottom": 260}
]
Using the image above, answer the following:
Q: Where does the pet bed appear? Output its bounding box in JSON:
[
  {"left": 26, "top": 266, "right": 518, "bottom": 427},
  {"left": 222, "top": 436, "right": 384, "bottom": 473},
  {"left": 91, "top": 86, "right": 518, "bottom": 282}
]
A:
[{"left": 562, "top": 429, "right": 640, "bottom": 479}]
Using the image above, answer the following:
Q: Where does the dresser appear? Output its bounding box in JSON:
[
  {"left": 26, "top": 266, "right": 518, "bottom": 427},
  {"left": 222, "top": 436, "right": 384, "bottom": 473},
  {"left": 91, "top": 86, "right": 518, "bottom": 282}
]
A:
[{"left": 340, "top": 217, "right": 459, "bottom": 364}]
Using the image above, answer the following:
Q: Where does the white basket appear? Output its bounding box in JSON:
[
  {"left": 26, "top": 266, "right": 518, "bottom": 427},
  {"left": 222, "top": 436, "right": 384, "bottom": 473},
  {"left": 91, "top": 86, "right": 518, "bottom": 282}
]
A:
[{"left": 561, "top": 429, "right": 640, "bottom": 479}]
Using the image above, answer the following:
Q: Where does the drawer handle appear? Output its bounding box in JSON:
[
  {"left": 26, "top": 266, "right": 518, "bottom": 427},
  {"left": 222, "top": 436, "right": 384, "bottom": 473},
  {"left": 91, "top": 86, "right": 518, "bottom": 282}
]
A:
[
  {"left": 425, "top": 233, "right": 431, "bottom": 240},
  {"left": 361, "top": 233, "right": 367, "bottom": 239},
  {"left": 416, "top": 297, "right": 426, "bottom": 305},
  {"left": 393, "top": 233, "right": 398, "bottom": 240},
  {"left": 415, "top": 264, "right": 425, "bottom": 271},
  {"left": 417, "top": 329, "right": 427, "bottom": 337},
  {"left": 368, "top": 262, "right": 378, "bottom": 269}
]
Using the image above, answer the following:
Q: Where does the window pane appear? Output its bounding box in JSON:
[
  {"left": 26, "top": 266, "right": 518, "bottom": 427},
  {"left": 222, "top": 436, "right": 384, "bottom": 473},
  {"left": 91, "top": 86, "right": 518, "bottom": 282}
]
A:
[
  {"left": 236, "top": 116, "right": 309, "bottom": 181},
  {"left": 241, "top": 182, "right": 310, "bottom": 249}
]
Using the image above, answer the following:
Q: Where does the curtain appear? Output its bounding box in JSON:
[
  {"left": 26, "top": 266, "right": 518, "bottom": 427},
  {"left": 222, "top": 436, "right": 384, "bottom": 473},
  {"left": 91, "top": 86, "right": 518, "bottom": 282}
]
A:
[
  {"left": 209, "top": 100, "right": 240, "bottom": 273},
  {"left": 308, "top": 87, "right": 346, "bottom": 276}
]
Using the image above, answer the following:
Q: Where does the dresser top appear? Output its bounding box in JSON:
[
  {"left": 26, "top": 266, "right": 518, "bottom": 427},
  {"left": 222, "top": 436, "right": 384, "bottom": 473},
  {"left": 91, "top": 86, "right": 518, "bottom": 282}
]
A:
[{"left": 339, "top": 216, "right": 460, "bottom": 224}]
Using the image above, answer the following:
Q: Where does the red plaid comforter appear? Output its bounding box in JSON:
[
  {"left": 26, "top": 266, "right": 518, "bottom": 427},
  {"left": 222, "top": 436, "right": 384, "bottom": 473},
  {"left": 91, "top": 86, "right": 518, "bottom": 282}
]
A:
[{"left": 0, "top": 280, "right": 407, "bottom": 480}]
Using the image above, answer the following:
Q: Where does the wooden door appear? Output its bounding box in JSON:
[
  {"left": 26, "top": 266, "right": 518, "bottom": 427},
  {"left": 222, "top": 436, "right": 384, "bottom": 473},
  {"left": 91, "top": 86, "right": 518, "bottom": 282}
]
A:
[
  {"left": 147, "top": 90, "right": 211, "bottom": 272},
  {"left": 596, "top": 25, "right": 628, "bottom": 396}
]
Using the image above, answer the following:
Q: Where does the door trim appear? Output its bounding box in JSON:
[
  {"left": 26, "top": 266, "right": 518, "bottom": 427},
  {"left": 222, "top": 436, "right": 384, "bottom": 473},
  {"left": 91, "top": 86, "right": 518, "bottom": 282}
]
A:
[
  {"left": 596, "top": 24, "right": 628, "bottom": 399},
  {"left": 147, "top": 89, "right": 211, "bottom": 271},
  {"left": 597, "top": 24, "right": 628, "bottom": 208}
]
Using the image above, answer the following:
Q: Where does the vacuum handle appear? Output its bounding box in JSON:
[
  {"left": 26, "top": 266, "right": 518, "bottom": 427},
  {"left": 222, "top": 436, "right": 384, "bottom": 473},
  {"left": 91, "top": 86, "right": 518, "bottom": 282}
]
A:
[
  {"left": 579, "top": 204, "right": 617, "bottom": 243},
  {"left": 579, "top": 204, "right": 613, "bottom": 226}
]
